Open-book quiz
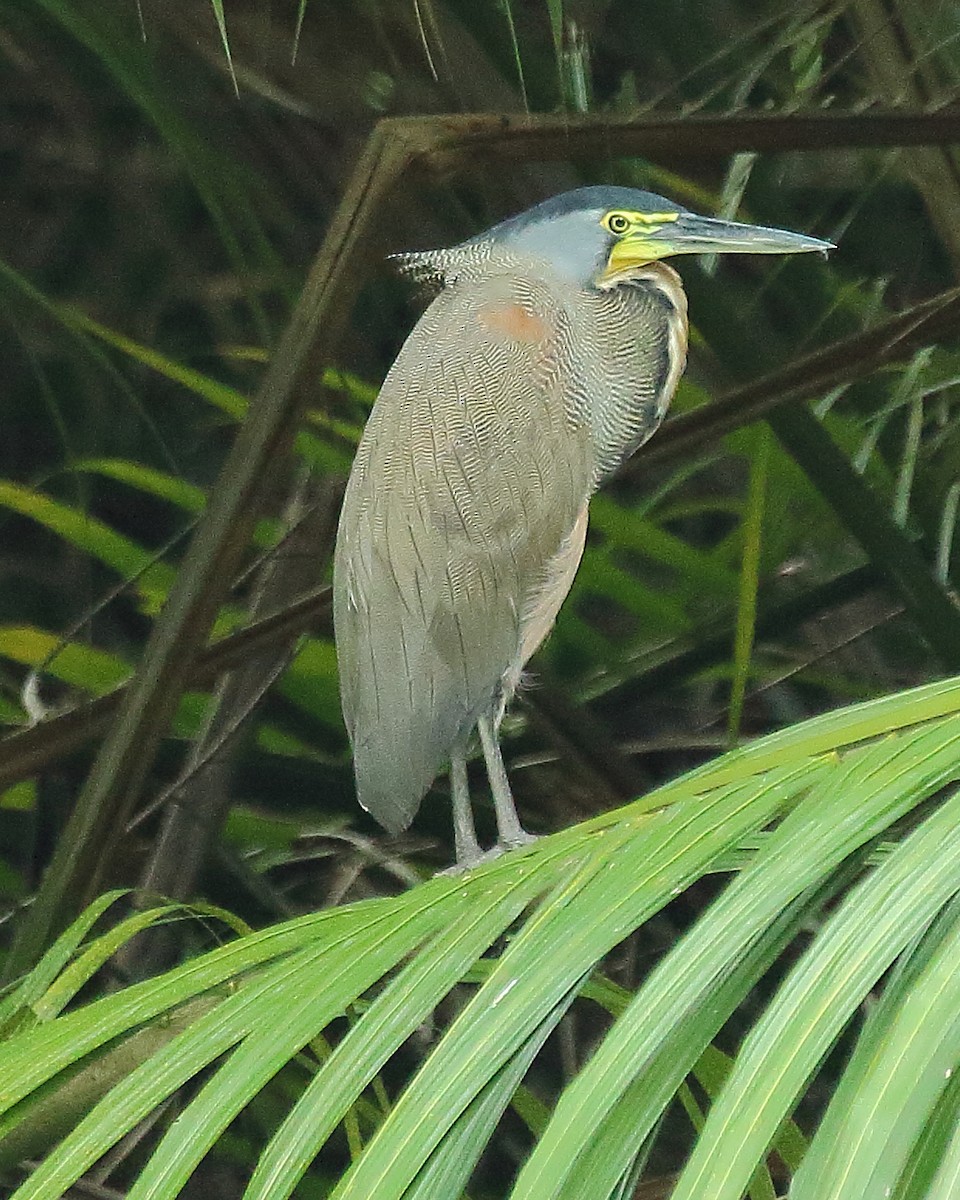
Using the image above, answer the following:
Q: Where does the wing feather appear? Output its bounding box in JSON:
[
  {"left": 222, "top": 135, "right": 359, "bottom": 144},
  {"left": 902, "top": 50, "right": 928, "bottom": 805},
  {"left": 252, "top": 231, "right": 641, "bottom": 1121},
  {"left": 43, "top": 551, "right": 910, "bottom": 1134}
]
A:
[{"left": 333, "top": 262, "right": 594, "bottom": 832}]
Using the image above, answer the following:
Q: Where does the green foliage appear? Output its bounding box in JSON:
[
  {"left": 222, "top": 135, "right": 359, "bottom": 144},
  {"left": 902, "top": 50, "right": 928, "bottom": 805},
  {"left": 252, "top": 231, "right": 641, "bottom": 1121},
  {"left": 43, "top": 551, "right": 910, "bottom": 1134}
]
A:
[
  {"left": 3, "top": 683, "right": 960, "bottom": 1194},
  {"left": 2, "top": 0, "right": 960, "bottom": 1193}
]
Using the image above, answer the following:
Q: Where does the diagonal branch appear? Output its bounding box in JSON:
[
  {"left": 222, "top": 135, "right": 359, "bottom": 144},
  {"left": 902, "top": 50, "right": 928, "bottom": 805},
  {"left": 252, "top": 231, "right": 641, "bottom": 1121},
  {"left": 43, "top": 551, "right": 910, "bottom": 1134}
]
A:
[{"left": 628, "top": 286, "right": 960, "bottom": 474}]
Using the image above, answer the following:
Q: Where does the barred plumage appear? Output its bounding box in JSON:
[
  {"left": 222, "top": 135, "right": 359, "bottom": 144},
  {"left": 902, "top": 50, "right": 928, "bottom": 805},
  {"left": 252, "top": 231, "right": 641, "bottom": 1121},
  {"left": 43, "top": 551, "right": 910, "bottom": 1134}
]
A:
[
  {"left": 334, "top": 251, "right": 684, "bottom": 834},
  {"left": 333, "top": 187, "right": 831, "bottom": 863}
]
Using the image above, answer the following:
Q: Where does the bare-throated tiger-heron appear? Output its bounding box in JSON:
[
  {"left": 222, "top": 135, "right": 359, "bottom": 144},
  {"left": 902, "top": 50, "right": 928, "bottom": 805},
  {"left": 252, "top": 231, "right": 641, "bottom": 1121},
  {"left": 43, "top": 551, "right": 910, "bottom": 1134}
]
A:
[{"left": 334, "top": 187, "right": 832, "bottom": 866}]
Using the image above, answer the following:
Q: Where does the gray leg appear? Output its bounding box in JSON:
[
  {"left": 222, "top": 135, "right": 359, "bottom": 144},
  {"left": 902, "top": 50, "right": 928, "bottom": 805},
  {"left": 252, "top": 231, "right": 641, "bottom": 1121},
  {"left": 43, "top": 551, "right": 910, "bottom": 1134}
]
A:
[
  {"left": 450, "top": 750, "right": 484, "bottom": 866},
  {"left": 478, "top": 714, "right": 536, "bottom": 849}
]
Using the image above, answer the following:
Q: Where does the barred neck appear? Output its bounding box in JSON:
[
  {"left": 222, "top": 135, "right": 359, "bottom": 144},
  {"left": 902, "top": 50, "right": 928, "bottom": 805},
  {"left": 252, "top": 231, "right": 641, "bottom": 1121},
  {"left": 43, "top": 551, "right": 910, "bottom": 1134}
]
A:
[
  {"left": 624, "top": 262, "right": 689, "bottom": 437},
  {"left": 566, "top": 262, "right": 689, "bottom": 483}
]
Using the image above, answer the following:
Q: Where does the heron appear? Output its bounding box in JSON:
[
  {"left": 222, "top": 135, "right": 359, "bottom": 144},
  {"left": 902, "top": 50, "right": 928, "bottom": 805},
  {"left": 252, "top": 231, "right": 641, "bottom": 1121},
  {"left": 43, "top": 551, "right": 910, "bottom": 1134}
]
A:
[{"left": 333, "top": 186, "right": 831, "bottom": 866}]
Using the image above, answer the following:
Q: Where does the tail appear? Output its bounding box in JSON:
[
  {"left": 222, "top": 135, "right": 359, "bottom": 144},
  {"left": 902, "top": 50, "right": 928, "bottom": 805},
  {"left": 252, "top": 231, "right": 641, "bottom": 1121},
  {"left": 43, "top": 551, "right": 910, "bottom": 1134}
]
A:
[{"left": 351, "top": 716, "right": 453, "bottom": 835}]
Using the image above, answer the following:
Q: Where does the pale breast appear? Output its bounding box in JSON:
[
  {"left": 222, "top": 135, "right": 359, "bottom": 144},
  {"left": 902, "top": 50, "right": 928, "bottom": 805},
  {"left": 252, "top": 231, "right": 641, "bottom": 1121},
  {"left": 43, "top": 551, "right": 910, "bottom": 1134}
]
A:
[{"left": 497, "top": 503, "right": 589, "bottom": 706}]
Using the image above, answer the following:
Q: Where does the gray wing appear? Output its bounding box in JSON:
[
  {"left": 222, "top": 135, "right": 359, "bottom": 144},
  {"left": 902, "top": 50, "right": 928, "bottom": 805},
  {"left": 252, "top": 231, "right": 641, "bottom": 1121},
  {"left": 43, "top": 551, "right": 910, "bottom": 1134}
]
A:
[{"left": 333, "top": 264, "right": 594, "bottom": 833}]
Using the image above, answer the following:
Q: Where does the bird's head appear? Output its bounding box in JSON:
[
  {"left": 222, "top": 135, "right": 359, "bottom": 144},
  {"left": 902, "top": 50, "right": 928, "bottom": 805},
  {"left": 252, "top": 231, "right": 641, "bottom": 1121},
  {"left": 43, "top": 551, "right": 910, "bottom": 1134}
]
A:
[{"left": 478, "top": 186, "right": 834, "bottom": 288}]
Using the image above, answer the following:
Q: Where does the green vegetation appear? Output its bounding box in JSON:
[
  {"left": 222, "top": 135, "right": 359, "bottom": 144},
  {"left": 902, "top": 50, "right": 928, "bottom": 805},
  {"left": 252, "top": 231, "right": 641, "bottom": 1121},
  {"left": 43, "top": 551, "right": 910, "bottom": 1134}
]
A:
[{"left": 1, "top": 0, "right": 960, "bottom": 1195}]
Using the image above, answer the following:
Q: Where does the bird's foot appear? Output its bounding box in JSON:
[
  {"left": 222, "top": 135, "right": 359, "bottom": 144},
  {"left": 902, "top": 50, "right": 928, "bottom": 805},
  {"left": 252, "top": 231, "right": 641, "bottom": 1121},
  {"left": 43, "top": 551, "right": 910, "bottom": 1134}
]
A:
[
  {"left": 497, "top": 830, "right": 539, "bottom": 852},
  {"left": 438, "top": 831, "right": 539, "bottom": 876},
  {"left": 438, "top": 844, "right": 507, "bottom": 876}
]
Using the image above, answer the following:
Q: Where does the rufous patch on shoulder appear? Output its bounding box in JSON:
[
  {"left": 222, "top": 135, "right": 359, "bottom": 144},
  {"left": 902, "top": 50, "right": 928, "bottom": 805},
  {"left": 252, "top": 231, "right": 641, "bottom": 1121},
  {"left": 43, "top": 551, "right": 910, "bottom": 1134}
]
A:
[{"left": 477, "top": 303, "right": 552, "bottom": 343}]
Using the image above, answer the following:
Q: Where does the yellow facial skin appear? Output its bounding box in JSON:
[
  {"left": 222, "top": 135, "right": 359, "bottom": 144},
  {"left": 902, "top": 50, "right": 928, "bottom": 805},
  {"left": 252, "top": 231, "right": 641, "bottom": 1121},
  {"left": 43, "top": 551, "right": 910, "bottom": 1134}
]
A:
[
  {"left": 598, "top": 209, "right": 682, "bottom": 278},
  {"left": 601, "top": 209, "right": 680, "bottom": 237}
]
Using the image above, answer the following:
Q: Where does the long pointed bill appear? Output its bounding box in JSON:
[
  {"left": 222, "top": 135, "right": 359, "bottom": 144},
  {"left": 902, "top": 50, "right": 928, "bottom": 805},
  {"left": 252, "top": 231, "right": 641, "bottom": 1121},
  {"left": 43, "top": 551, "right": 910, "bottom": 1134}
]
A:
[{"left": 604, "top": 212, "right": 834, "bottom": 277}]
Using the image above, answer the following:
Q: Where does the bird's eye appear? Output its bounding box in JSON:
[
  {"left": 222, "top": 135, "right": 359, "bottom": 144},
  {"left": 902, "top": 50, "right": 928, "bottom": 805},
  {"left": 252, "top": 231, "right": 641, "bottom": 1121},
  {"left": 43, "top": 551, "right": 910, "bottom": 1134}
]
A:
[{"left": 604, "top": 212, "right": 632, "bottom": 235}]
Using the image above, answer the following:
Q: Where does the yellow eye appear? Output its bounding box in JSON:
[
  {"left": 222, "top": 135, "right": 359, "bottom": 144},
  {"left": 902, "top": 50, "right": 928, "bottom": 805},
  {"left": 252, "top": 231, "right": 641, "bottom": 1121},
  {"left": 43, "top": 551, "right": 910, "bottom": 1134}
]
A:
[{"left": 604, "top": 211, "right": 632, "bottom": 235}]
